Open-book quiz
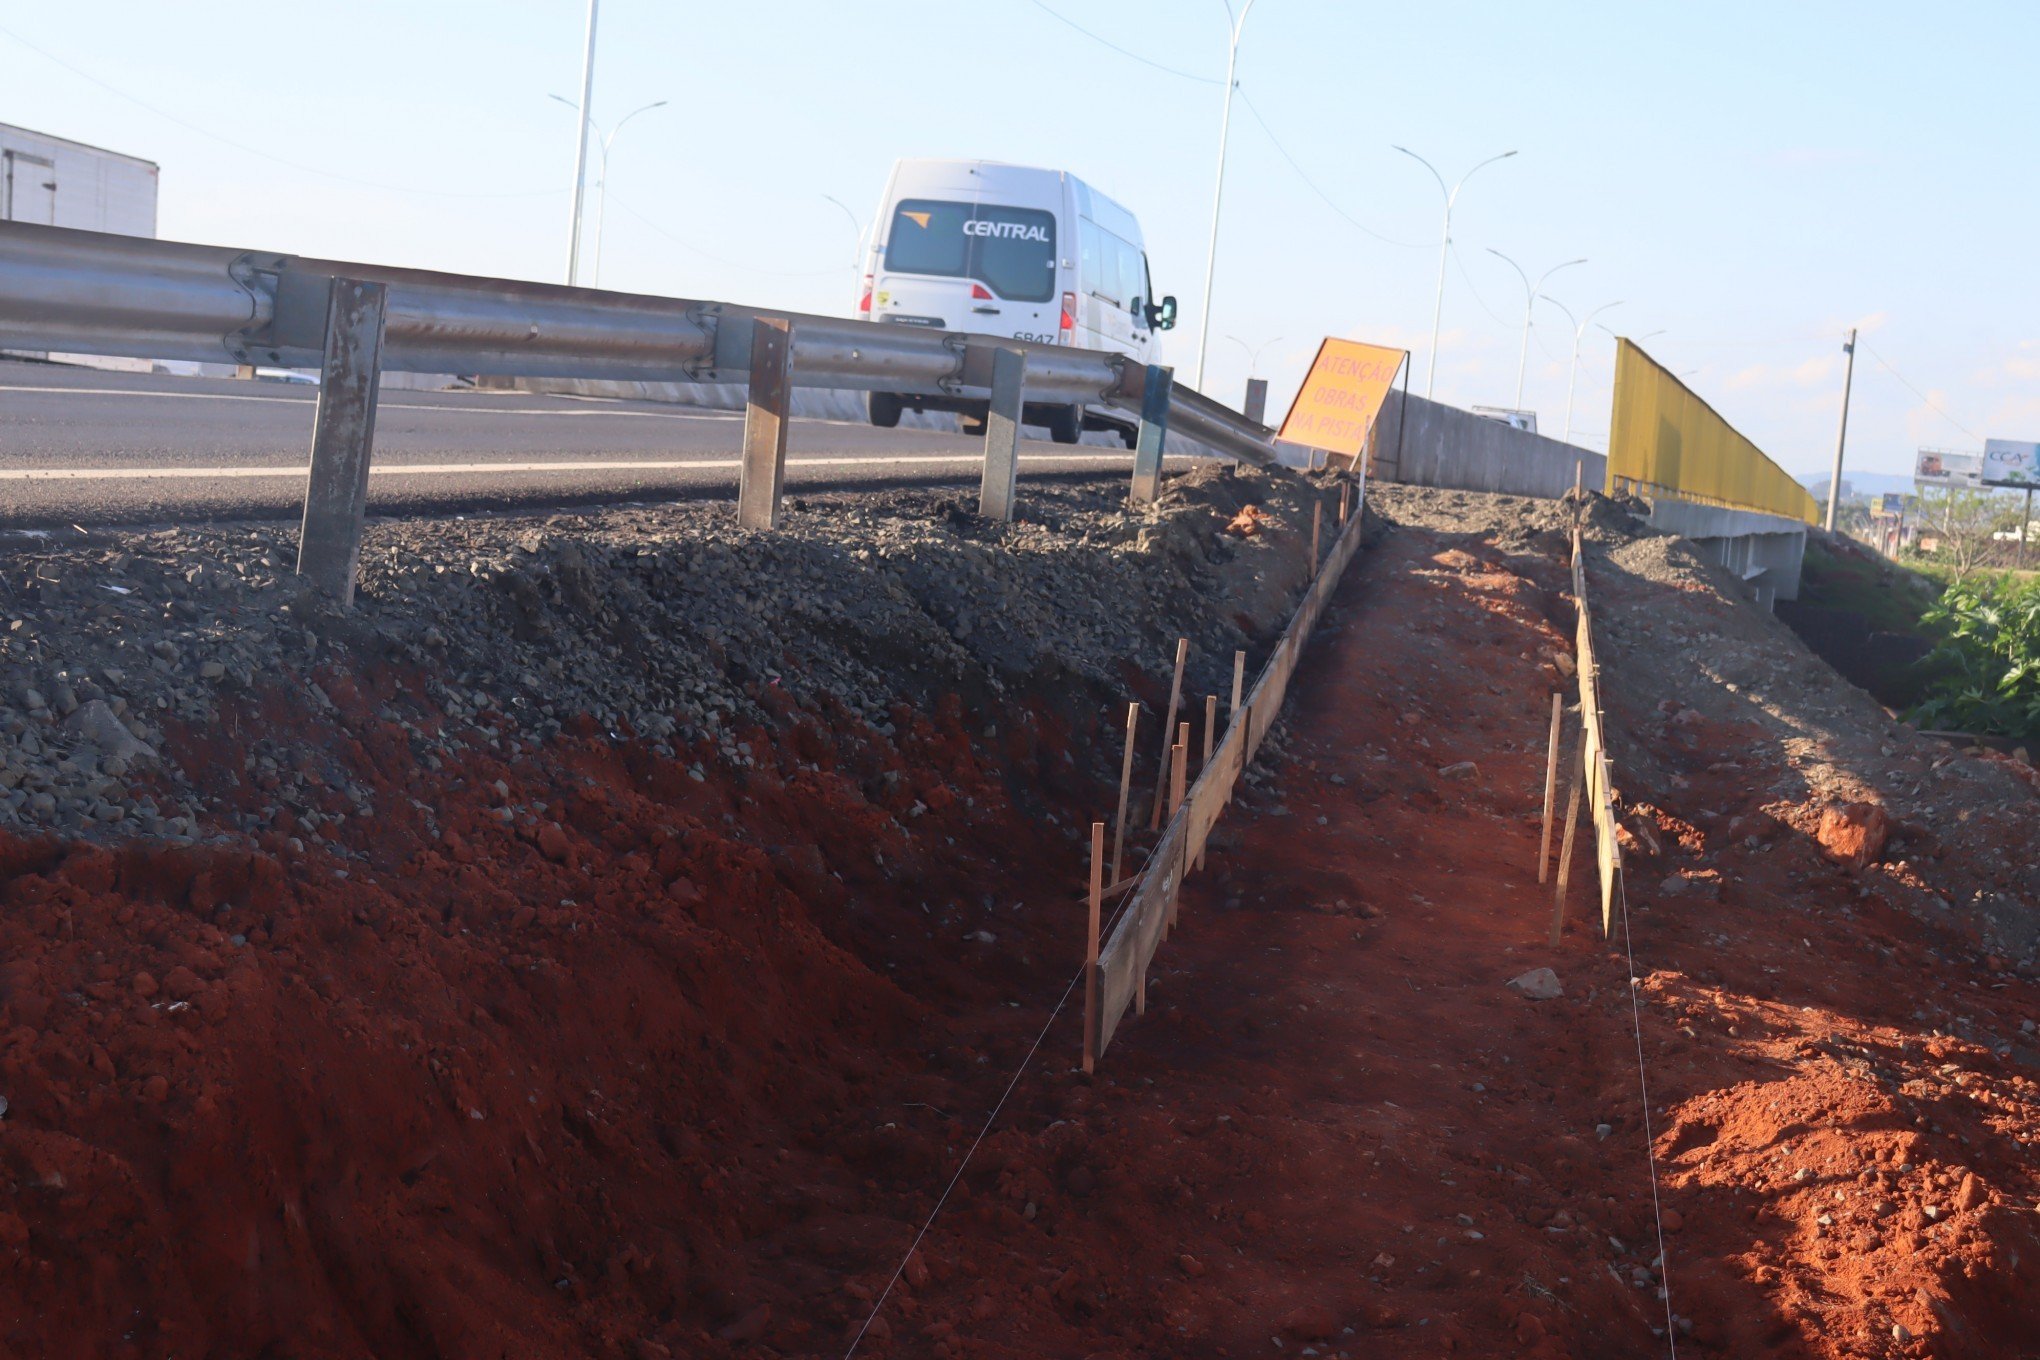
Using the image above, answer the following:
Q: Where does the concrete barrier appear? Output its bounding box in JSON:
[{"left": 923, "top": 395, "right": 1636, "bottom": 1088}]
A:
[
  {"left": 1370, "top": 391, "right": 1606, "bottom": 501},
  {"left": 1360, "top": 389, "right": 1805, "bottom": 606}
]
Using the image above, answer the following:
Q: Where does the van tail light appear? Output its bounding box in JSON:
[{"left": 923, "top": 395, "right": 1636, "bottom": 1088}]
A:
[
  {"left": 970, "top": 282, "right": 994, "bottom": 301},
  {"left": 1059, "top": 291, "right": 1077, "bottom": 340},
  {"left": 858, "top": 275, "right": 874, "bottom": 313}
]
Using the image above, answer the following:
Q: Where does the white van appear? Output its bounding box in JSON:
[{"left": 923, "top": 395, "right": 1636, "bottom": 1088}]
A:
[{"left": 854, "top": 158, "right": 1177, "bottom": 445}]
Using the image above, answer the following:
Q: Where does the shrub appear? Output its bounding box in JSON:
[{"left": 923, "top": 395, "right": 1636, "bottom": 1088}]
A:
[{"left": 1912, "top": 575, "right": 2040, "bottom": 740}]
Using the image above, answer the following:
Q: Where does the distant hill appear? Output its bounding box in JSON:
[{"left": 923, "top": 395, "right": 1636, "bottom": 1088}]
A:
[{"left": 1800, "top": 471, "right": 1921, "bottom": 501}]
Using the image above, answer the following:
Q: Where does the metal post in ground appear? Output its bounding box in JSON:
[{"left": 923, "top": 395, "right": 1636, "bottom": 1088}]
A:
[
  {"left": 295, "top": 277, "right": 388, "bottom": 608},
  {"left": 736, "top": 318, "right": 794, "bottom": 530},
  {"left": 1130, "top": 364, "right": 1173, "bottom": 504},
  {"left": 1243, "top": 376, "right": 1268, "bottom": 426},
  {"left": 979, "top": 347, "right": 1026, "bottom": 521}
]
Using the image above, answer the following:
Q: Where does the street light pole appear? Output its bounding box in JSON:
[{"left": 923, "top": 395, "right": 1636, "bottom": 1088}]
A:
[
  {"left": 1823, "top": 328, "right": 1858, "bottom": 533},
  {"left": 1397, "top": 146, "right": 1517, "bottom": 400},
  {"left": 1487, "top": 248, "right": 1585, "bottom": 410},
  {"left": 1225, "top": 333, "right": 1283, "bottom": 377},
  {"left": 822, "top": 194, "right": 864, "bottom": 276},
  {"left": 1545, "top": 297, "right": 1622, "bottom": 445},
  {"left": 551, "top": 95, "right": 668, "bottom": 288},
  {"left": 1190, "top": 0, "right": 1257, "bottom": 394},
  {"left": 564, "top": 0, "right": 599, "bottom": 286}
]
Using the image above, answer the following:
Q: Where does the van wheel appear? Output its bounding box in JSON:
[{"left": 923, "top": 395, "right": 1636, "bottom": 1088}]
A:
[
  {"left": 868, "top": 392, "right": 903, "bottom": 428},
  {"left": 1119, "top": 424, "right": 1140, "bottom": 451},
  {"left": 1047, "top": 404, "right": 1083, "bottom": 445}
]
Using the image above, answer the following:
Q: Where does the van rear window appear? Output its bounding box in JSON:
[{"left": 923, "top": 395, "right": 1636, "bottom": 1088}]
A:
[{"left": 884, "top": 199, "right": 1057, "bottom": 302}]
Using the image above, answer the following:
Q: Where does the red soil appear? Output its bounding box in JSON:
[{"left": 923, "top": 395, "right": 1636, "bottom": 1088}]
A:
[
  {"left": 928, "top": 522, "right": 2040, "bottom": 1359},
  {"left": 3, "top": 512, "right": 2037, "bottom": 1360},
  {"left": 0, "top": 664, "right": 1112, "bottom": 1358}
]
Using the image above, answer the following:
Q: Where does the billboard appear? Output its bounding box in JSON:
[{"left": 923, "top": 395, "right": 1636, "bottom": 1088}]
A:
[
  {"left": 1915, "top": 448, "right": 1984, "bottom": 489},
  {"left": 1278, "top": 338, "right": 1407, "bottom": 461},
  {"left": 1982, "top": 439, "right": 2039, "bottom": 488},
  {"left": 1606, "top": 339, "right": 1819, "bottom": 524}
]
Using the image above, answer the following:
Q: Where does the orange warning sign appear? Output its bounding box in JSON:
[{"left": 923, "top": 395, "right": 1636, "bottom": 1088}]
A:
[{"left": 1277, "top": 338, "right": 1407, "bottom": 459}]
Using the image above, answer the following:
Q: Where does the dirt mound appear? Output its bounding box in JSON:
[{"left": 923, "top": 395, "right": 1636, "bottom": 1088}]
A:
[{"left": 0, "top": 464, "right": 1352, "bottom": 1356}]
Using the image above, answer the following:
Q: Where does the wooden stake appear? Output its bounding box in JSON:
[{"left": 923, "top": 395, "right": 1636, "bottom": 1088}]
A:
[
  {"left": 1231, "top": 649, "right": 1246, "bottom": 719},
  {"left": 1550, "top": 739, "right": 1586, "bottom": 947},
  {"left": 1171, "top": 724, "right": 1190, "bottom": 815},
  {"left": 1167, "top": 725, "right": 1188, "bottom": 930},
  {"left": 1311, "top": 501, "right": 1323, "bottom": 569},
  {"left": 1083, "top": 821, "right": 1103, "bottom": 1073},
  {"left": 1599, "top": 750, "right": 1618, "bottom": 938},
  {"left": 1111, "top": 702, "right": 1139, "bottom": 884},
  {"left": 1198, "top": 694, "right": 1217, "bottom": 870},
  {"left": 1538, "top": 693, "right": 1564, "bottom": 884},
  {"left": 1338, "top": 481, "right": 1350, "bottom": 525},
  {"left": 1149, "top": 638, "right": 1188, "bottom": 829}
]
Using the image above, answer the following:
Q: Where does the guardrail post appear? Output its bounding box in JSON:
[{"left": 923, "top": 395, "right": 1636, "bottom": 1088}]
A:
[
  {"left": 737, "top": 317, "right": 794, "bottom": 530},
  {"left": 295, "top": 277, "right": 388, "bottom": 608},
  {"left": 979, "top": 346, "right": 1026, "bottom": 521},
  {"left": 1243, "top": 376, "right": 1268, "bottom": 426},
  {"left": 1130, "top": 363, "right": 1173, "bottom": 504}
]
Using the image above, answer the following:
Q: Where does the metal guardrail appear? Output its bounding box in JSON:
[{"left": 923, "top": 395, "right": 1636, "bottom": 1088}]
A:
[{"left": 0, "top": 221, "right": 1285, "bottom": 602}]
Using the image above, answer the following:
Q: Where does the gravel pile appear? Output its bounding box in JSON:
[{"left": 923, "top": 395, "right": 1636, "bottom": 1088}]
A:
[{"left": 0, "top": 464, "right": 1338, "bottom": 843}]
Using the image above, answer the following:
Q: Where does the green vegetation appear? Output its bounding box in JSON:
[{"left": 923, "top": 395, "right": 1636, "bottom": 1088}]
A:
[
  {"left": 1913, "top": 574, "right": 2040, "bottom": 741},
  {"left": 1800, "top": 537, "right": 1944, "bottom": 636}
]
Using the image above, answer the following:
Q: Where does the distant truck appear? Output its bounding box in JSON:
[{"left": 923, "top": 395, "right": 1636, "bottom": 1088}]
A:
[
  {"left": 2, "top": 122, "right": 159, "bottom": 373},
  {"left": 855, "top": 158, "right": 1176, "bottom": 445}
]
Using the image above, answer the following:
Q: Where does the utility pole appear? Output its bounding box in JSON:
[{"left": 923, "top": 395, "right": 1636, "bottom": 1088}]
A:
[
  {"left": 1823, "top": 327, "right": 1858, "bottom": 533},
  {"left": 564, "top": 0, "right": 600, "bottom": 286}
]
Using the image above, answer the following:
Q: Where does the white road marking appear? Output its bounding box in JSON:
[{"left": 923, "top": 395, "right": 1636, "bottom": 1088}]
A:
[
  {"left": 0, "top": 452, "right": 1135, "bottom": 482},
  {"left": 0, "top": 384, "right": 739, "bottom": 420}
]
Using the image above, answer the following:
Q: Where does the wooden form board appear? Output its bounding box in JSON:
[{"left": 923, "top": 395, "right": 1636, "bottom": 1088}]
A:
[
  {"left": 1094, "top": 476, "right": 1369, "bottom": 1059},
  {"left": 1569, "top": 527, "right": 1624, "bottom": 934}
]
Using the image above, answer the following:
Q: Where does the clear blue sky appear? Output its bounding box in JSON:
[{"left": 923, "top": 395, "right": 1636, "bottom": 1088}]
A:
[{"left": 4, "top": 0, "right": 2033, "bottom": 480}]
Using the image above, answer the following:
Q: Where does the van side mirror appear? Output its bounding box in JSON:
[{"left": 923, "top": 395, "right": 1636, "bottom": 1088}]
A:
[{"left": 1146, "top": 295, "right": 1179, "bottom": 331}]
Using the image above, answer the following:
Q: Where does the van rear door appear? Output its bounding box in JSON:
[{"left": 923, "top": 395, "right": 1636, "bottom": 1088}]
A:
[{"left": 873, "top": 199, "right": 1061, "bottom": 344}]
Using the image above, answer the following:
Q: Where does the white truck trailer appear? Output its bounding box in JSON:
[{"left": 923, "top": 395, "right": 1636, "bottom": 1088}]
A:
[{"left": 1, "top": 122, "right": 159, "bottom": 371}]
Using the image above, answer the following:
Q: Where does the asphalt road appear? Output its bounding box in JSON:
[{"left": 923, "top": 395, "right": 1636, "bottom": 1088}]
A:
[{"left": 0, "top": 360, "right": 1147, "bottom": 526}]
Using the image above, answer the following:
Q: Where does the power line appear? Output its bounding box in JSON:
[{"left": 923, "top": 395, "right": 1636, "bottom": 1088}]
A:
[
  {"left": 1857, "top": 339, "right": 1985, "bottom": 443},
  {"left": 604, "top": 193, "right": 849, "bottom": 279},
  {"left": 1235, "top": 91, "right": 1428, "bottom": 249},
  {"left": 841, "top": 819, "right": 1179, "bottom": 1358},
  {"left": 1448, "top": 242, "right": 1520, "bottom": 329},
  {"left": 1019, "top": 0, "right": 1220, "bottom": 83},
  {"left": 0, "top": 21, "right": 560, "bottom": 200}
]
